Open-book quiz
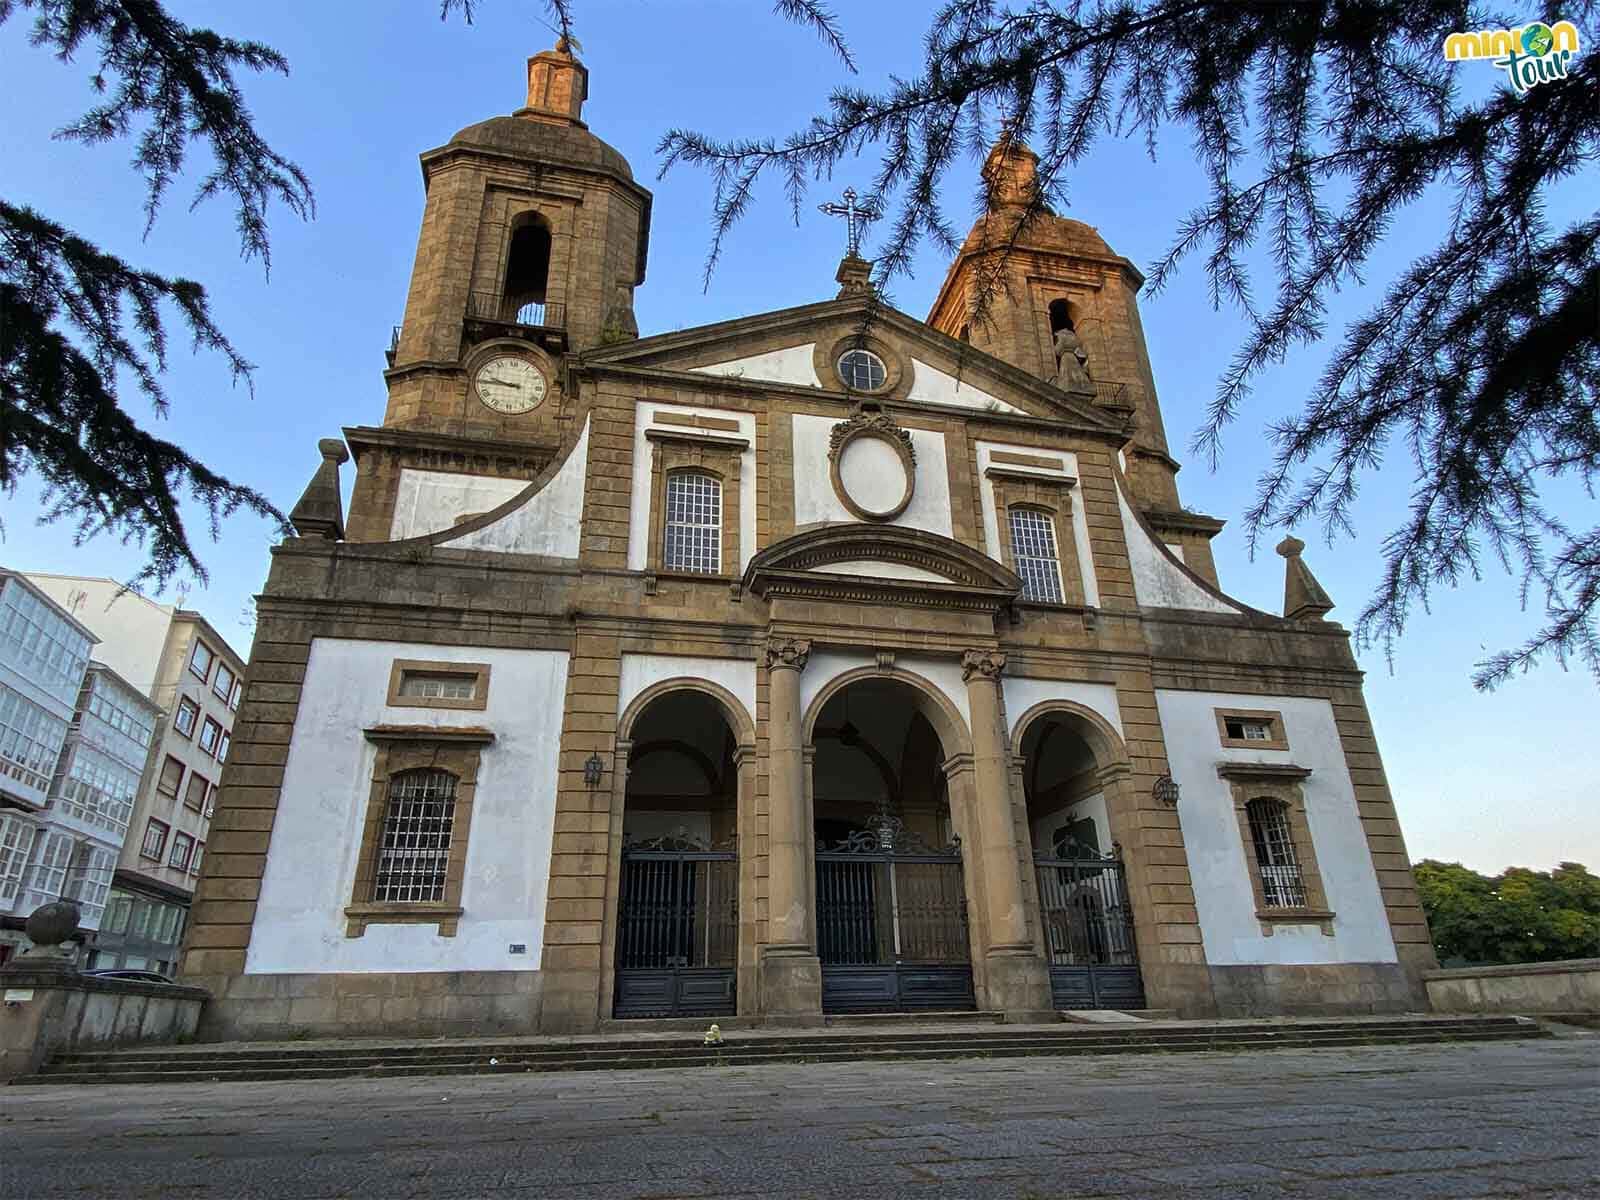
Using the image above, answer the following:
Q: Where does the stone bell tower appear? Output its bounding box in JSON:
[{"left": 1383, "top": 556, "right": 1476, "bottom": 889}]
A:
[
  {"left": 927, "top": 140, "right": 1184, "bottom": 515},
  {"left": 343, "top": 38, "right": 653, "bottom": 541}
]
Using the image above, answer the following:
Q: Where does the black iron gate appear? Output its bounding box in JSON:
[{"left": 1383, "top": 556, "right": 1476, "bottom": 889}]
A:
[
  {"left": 1035, "top": 849, "right": 1144, "bottom": 1009},
  {"left": 613, "top": 833, "right": 737, "bottom": 1018},
  {"left": 816, "top": 816, "right": 975, "bottom": 1013}
]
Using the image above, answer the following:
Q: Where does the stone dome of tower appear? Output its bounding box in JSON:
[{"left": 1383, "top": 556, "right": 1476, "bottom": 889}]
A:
[{"left": 958, "top": 139, "right": 1118, "bottom": 264}]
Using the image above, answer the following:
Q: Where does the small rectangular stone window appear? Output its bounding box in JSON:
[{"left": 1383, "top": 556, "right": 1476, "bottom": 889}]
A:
[
  {"left": 371, "top": 769, "right": 458, "bottom": 904},
  {"left": 1246, "top": 798, "right": 1308, "bottom": 908},
  {"left": 386, "top": 660, "right": 491, "bottom": 711},
  {"left": 663, "top": 471, "right": 722, "bottom": 573},
  {"left": 1215, "top": 708, "right": 1289, "bottom": 750},
  {"left": 1008, "top": 508, "right": 1064, "bottom": 603}
]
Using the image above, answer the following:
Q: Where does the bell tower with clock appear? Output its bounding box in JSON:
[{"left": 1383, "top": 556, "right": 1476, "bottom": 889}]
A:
[{"left": 343, "top": 38, "right": 651, "bottom": 542}]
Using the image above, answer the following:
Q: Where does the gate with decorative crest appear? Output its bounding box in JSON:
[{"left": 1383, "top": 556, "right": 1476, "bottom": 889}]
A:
[
  {"left": 1034, "top": 847, "right": 1144, "bottom": 1009},
  {"left": 815, "top": 815, "right": 975, "bottom": 1013},
  {"left": 613, "top": 832, "right": 738, "bottom": 1019}
]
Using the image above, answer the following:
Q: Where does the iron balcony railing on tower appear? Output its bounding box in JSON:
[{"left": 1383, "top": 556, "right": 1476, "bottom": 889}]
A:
[{"left": 462, "top": 294, "right": 568, "bottom": 352}]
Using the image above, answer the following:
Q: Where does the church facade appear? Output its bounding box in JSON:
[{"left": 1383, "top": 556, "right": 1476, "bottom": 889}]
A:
[{"left": 179, "top": 42, "right": 1436, "bottom": 1038}]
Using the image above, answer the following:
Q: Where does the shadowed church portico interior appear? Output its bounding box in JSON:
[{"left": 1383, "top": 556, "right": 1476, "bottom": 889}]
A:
[{"left": 179, "top": 40, "right": 1436, "bottom": 1037}]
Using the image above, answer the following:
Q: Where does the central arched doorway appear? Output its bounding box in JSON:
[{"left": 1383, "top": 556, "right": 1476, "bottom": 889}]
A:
[
  {"left": 613, "top": 688, "right": 739, "bottom": 1019},
  {"left": 1017, "top": 706, "right": 1144, "bottom": 1010},
  {"left": 810, "top": 677, "right": 975, "bottom": 1013}
]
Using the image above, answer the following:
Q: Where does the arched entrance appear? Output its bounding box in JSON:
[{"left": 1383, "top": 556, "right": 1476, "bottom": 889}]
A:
[
  {"left": 809, "top": 676, "right": 974, "bottom": 1013},
  {"left": 612, "top": 688, "right": 740, "bottom": 1018},
  {"left": 1016, "top": 706, "right": 1144, "bottom": 1010}
]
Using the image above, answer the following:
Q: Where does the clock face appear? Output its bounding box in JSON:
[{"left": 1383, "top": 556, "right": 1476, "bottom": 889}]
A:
[{"left": 473, "top": 356, "right": 547, "bottom": 415}]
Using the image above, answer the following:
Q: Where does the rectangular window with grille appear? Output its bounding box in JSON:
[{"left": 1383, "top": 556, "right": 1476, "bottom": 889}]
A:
[
  {"left": 397, "top": 671, "right": 477, "bottom": 701},
  {"left": 1008, "top": 508, "right": 1065, "bottom": 603},
  {"left": 371, "top": 770, "right": 458, "bottom": 903},
  {"left": 663, "top": 472, "right": 722, "bottom": 574},
  {"left": 1247, "top": 798, "right": 1308, "bottom": 908}
]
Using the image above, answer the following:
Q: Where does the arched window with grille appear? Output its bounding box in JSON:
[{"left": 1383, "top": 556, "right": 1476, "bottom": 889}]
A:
[
  {"left": 1008, "top": 507, "right": 1064, "bottom": 603},
  {"left": 1245, "top": 797, "right": 1307, "bottom": 908},
  {"left": 663, "top": 471, "right": 722, "bottom": 574},
  {"left": 372, "top": 769, "right": 459, "bottom": 904}
]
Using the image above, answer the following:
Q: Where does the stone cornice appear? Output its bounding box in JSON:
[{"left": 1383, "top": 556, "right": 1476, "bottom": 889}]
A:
[
  {"left": 1143, "top": 507, "right": 1227, "bottom": 537},
  {"left": 364, "top": 724, "right": 497, "bottom": 746},
  {"left": 1216, "top": 761, "right": 1313, "bottom": 782}
]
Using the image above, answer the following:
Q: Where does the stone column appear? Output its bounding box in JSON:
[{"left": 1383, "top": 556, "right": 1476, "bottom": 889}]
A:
[
  {"left": 759, "top": 637, "right": 823, "bottom": 1021},
  {"left": 962, "top": 650, "right": 1053, "bottom": 1017}
]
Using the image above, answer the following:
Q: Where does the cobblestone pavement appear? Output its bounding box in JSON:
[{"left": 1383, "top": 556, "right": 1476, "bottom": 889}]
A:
[{"left": 3, "top": 1037, "right": 1595, "bottom": 1198}]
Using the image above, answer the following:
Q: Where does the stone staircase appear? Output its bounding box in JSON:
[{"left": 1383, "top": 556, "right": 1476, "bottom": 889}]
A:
[{"left": 12, "top": 1015, "right": 1547, "bottom": 1087}]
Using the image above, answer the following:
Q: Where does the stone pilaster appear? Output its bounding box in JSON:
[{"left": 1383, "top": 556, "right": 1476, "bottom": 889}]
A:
[
  {"left": 961, "top": 649, "right": 1053, "bottom": 1017},
  {"left": 758, "top": 636, "right": 822, "bottom": 1020}
]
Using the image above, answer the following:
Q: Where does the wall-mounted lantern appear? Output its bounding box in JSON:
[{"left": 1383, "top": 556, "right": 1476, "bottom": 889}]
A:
[
  {"left": 1153, "top": 773, "right": 1181, "bottom": 807},
  {"left": 583, "top": 752, "right": 606, "bottom": 788}
]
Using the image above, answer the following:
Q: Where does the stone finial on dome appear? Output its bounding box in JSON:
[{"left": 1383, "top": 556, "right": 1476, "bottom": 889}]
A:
[
  {"left": 982, "top": 136, "right": 1041, "bottom": 209},
  {"left": 523, "top": 37, "right": 589, "bottom": 126},
  {"left": 1276, "top": 535, "right": 1335, "bottom": 621},
  {"left": 289, "top": 438, "right": 349, "bottom": 541}
]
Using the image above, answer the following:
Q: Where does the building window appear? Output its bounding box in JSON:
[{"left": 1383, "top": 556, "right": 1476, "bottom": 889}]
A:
[
  {"left": 836, "top": 348, "right": 887, "bottom": 391},
  {"left": 1246, "top": 798, "right": 1307, "bottom": 908},
  {"left": 140, "top": 819, "right": 169, "bottom": 861},
  {"left": 0, "top": 815, "right": 38, "bottom": 905},
  {"left": 191, "top": 841, "right": 204, "bottom": 875},
  {"left": 663, "top": 472, "right": 722, "bottom": 574},
  {"left": 386, "top": 661, "right": 491, "bottom": 712},
  {"left": 169, "top": 832, "right": 195, "bottom": 872},
  {"left": 24, "top": 830, "right": 75, "bottom": 907},
  {"left": 173, "top": 696, "right": 200, "bottom": 738},
  {"left": 205, "top": 782, "right": 218, "bottom": 814},
  {"left": 1008, "top": 508, "right": 1065, "bottom": 603},
  {"left": 216, "top": 730, "right": 230, "bottom": 763},
  {"left": 0, "top": 683, "right": 70, "bottom": 794},
  {"left": 198, "top": 716, "right": 222, "bottom": 757},
  {"left": 156, "top": 755, "right": 185, "bottom": 798},
  {"left": 0, "top": 579, "right": 91, "bottom": 703},
  {"left": 229, "top": 679, "right": 242, "bottom": 711},
  {"left": 87, "top": 683, "right": 154, "bottom": 748},
  {"left": 1215, "top": 708, "right": 1290, "bottom": 751},
  {"left": 183, "top": 771, "right": 209, "bottom": 812},
  {"left": 212, "top": 662, "right": 236, "bottom": 704},
  {"left": 189, "top": 639, "right": 215, "bottom": 683},
  {"left": 371, "top": 769, "right": 458, "bottom": 904}
]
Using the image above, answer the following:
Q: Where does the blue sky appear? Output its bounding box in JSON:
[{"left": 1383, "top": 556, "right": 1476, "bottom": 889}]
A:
[{"left": 2, "top": 2, "right": 1593, "bottom": 873}]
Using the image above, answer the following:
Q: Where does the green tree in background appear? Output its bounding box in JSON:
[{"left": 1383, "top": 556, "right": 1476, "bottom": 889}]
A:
[{"left": 1414, "top": 860, "right": 1600, "bottom": 964}]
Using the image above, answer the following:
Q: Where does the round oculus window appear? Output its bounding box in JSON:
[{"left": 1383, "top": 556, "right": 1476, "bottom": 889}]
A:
[
  {"left": 473, "top": 355, "right": 547, "bottom": 415},
  {"left": 837, "top": 348, "right": 887, "bottom": 391}
]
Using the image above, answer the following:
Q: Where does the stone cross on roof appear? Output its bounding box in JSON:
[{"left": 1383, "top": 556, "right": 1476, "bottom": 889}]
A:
[{"left": 818, "top": 187, "right": 881, "bottom": 257}]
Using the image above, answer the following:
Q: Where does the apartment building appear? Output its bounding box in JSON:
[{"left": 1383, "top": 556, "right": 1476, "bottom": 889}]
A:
[
  {"left": 0, "top": 572, "right": 158, "bottom": 965},
  {"left": 23, "top": 575, "right": 246, "bottom": 975}
]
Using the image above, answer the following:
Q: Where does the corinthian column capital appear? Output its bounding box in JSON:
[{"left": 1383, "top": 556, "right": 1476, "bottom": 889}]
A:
[
  {"left": 763, "top": 637, "right": 812, "bottom": 673},
  {"left": 960, "top": 649, "right": 1007, "bottom": 683}
]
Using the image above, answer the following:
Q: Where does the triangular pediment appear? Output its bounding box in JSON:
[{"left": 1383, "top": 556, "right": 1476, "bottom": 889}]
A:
[
  {"left": 744, "top": 524, "right": 1022, "bottom": 613},
  {"left": 580, "top": 295, "right": 1126, "bottom": 432}
]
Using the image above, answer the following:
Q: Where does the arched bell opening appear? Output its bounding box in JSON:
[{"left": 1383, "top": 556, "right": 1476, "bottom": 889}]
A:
[
  {"left": 1016, "top": 707, "right": 1145, "bottom": 1010},
  {"left": 611, "top": 688, "right": 739, "bottom": 1019},
  {"left": 809, "top": 676, "right": 975, "bottom": 1014},
  {"left": 502, "top": 213, "right": 552, "bottom": 325}
]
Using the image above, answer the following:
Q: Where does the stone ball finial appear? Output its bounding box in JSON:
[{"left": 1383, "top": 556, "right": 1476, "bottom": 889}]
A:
[
  {"left": 25, "top": 900, "right": 81, "bottom": 947},
  {"left": 318, "top": 438, "right": 350, "bottom": 465},
  {"left": 1276, "top": 535, "right": 1306, "bottom": 559}
]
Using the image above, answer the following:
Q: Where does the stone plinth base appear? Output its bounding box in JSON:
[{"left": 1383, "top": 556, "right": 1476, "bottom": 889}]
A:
[
  {"left": 759, "top": 949, "right": 823, "bottom": 1021},
  {"left": 980, "top": 949, "right": 1052, "bottom": 1019},
  {"left": 1209, "top": 962, "right": 1423, "bottom": 1016},
  {"left": 1, "top": 966, "right": 207, "bottom": 1080},
  {"left": 1424, "top": 958, "right": 1600, "bottom": 1016}
]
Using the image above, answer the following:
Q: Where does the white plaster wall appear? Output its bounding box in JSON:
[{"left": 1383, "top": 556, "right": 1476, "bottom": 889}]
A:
[
  {"left": 617, "top": 654, "right": 757, "bottom": 735},
  {"left": 907, "top": 359, "right": 1027, "bottom": 414},
  {"left": 1165, "top": 543, "right": 1187, "bottom": 563},
  {"left": 1119, "top": 488, "right": 1239, "bottom": 614},
  {"left": 439, "top": 418, "right": 588, "bottom": 558},
  {"left": 247, "top": 638, "right": 570, "bottom": 974},
  {"left": 390, "top": 470, "right": 531, "bottom": 541},
  {"left": 1030, "top": 791, "right": 1111, "bottom": 857},
  {"left": 692, "top": 343, "right": 819, "bottom": 387},
  {"left": 1003, "top": 678, "right": 1124, "bottom": 742},
  {"left": 792, "top": 415, "right": 953, "bottom": 537},
  {"left": 626, "top": 405, "right": 757, "bottom": 573},
  {"left": 812, "top": 560, "right": 948, "bottom": 583},
  {"left": 975, "top": 441, "right": 1101, "bottom": 608},
  {"left": 800, "top": 651, "right": 971, "bottom": 736},
  {"left": 1155, "top": 688, "right": 1397, "bottom": 967}
]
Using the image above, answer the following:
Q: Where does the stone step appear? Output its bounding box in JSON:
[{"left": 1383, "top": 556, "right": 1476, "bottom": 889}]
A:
[
  {"left": 40, "top": 1014, "right": 1535, "bottom": 1066},
  {"left": 15, "top": 1018, "right": 1547, "bottom": 1086}
]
